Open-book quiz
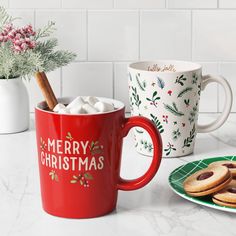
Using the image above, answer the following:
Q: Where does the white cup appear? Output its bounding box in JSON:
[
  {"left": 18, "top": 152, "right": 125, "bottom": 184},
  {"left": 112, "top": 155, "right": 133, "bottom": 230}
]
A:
[{"left": 128, "top": 60, "right": 233, "bottom": 158}]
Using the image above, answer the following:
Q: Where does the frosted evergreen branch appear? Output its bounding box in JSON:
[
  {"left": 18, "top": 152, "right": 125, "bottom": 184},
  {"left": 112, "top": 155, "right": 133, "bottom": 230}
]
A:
[
  {"left": 34, "top": 21, "right": 56, "bottom": 40},
  {"left": 0, "top": 8, "right": 76, "bottom": 79},
  {"left": 41, "top": 50, "right": 76, "bottom": 72},
  {"left": 0, "top": 7, "right": 15, "bottom": 30}
]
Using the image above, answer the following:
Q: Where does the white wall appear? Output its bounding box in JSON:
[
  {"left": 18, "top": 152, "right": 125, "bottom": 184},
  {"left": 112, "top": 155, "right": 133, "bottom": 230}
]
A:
[{"left": 2, "top": 0, "right": 236, "bottom": 113}]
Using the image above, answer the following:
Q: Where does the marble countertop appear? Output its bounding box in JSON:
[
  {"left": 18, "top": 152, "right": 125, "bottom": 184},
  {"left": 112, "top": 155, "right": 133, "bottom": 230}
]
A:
[{"left": 0, "top": 114, "right": 236, "bottom": 236}]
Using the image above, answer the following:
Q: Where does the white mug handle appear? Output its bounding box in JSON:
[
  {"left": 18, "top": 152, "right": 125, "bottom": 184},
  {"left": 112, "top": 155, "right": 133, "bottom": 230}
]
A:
[{"left": 197, "top": 74, "right": 233, "bottom": 133}]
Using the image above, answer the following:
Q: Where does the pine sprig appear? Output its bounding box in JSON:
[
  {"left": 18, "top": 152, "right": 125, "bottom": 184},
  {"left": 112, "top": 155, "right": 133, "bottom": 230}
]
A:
[
  {"left": 34, "top": 21, "right": 56, "bottom": 40},
  {"left": 177, "top": 87, "right": 193, "bottom": 98},
  {"left": 0, "top": 7, "right": 15, "bottom": 30},
  {"left": 40, "top": 49, "right": 76, "bottom": 72},
  {"left": 136, "top": 74, "right": 146, "bottom": 91},
  {"left": 163, "top": 102, "right": 184, "bottom": 116},
  {"left": 0, "top": 8, "right": 76, "bottom": 79},
  {"left": 157, "top": 77, "right": 165, "bottom": 89},
  {"left": 150, "top": 113, "right": 164, "bottom": 133},
  {"left": 182, "top": 125, "right": 196, "bottom": 148}
]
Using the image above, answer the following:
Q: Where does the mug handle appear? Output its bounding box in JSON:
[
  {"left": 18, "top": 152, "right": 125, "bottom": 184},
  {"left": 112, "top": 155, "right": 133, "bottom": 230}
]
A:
[
  {"left": 117, "top": 116, "right": 162, "bottom": 191},
  {"left": 197, "top": 75, "right": 233, "bottom": 133}
]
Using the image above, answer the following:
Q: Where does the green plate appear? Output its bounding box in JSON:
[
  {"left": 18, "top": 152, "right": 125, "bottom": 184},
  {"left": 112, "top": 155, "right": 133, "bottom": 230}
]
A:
[{"left": 169, "top": 156, "right": 236, "bottom": 213}]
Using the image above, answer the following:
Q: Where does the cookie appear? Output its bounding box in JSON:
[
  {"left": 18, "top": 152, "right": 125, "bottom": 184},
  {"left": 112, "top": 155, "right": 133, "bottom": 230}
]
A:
[
  {"left": 183, "top": 165, "right": 232, "bottom": 197},
  {"left": 209, "top": 160, "right": 236, "bottom": 177},
  {"left": 212, "top": 179, "right": 236, "bottom": 208}
]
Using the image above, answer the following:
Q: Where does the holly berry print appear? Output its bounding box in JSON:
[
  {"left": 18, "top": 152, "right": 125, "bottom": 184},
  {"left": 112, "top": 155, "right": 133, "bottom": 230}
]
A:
[
  {"left": 146, "top": 91, "right": 160, "bottom": 107},
  {"left": 89, "top": 141, "right": 103, "bottom": 155},
  {"left": 164, "top": 142, "right": 176, "bottom": 156},
  {"left": 128, "top": 68, "right": 202, "bottom": 157},
  {"left": 70, "top": 172, "right": 93, "bottom": 187},
  {"left": 39, "top": 130, "right": 106, "bottom": 187}
]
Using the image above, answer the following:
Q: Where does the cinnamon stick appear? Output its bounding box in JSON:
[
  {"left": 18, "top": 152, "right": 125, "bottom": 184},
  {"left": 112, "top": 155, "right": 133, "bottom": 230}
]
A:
[{"left": 35, "top": 72, "right": 58, "bottom": 110}]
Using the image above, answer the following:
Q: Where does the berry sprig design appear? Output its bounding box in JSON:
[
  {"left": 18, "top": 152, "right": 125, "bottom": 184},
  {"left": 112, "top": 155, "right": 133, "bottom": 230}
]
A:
[
  {"left": 40, "top": 137, "right": 47, "bottom": 151},
  {"left": 70, "top": 173, "right": 93, "bottom": 188},
  {"left": 49, "top": 170, "right": 58, "bottom": 182},
  {"left": 66, "top": 132, "right": 73, "bottom": 141}
]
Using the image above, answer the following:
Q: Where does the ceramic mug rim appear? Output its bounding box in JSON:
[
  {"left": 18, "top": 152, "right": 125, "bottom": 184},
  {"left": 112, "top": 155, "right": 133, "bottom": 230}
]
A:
[
  {"left": 35, "top": 97, "right": 125, "bottom": 116},
  {"left": 129, "top": 60, "right": 202, "bottom": 74}
]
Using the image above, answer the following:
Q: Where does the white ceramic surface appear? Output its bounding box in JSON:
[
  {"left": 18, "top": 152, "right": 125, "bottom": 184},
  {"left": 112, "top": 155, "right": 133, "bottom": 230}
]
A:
[
  {"left": 62, "top": 62, "right": 113, "bottom": 98},
  {"left": 35, "top": 10, "right": 86, "bottom": 60},
  {"left": 128, "top": 60, "right": 233, "bottom": 157},
  {"left": 5, "top": 8, "right": 236, "bottom": 115},
  {"left": 193, "top": 10, "right": 236, "bottom": 61},
  {"left": 140, "top": 11, "right": 191, "bottom": 60},
  {"left": 88, "top": 10, "right": 139, "bottom": 61},
  {"left": 0, "top": 78, "right": 29, "bottom": 134},
  {"left": 0, "top": 114, "right": 236, "bottom": 236}
]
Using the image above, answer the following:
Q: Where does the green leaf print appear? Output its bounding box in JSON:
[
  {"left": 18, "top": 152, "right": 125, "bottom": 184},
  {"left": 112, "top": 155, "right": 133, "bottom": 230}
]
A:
[
  {"left": 198, "top": 84, "right": 201, "bottom": 96},
  {"left": 136, "top": 73, "right": 146, "bottom": 91},
  {"left": 175, "top": 74, "right": 187, "bottom": 86},
  {"left": 177, "top": 87, "right": 193, "bottom": 98},
  {"left": 150, "top": 114, "right": 164, "bottom": 133},
  {"left": 188, "top": 102, "right": 198, "bottom": 124},
  {"left": 164, "top": 142, "right": 176, "bottom": 156},
  {"left": 131, "top": 86, "right": 142, "bottom": 108},
  {"left": 182, "top": 125, "right": 196, "bottom": 148},
  {"left": 70, "top": 173, "right": 93, "bottom": 187},
  {"left": 89, "top": 141, "right": 103, "bottom": 155},
  {"left": 157, "top": 77, "right": 165, "bottom": 89},
  {"left": 135, "top": 128, "right": 144, "bottom": 134},
  {"left": 84, "top": 173, "right": 93, "bottom": 180},
  {"left": 163, "top": 102, "right": 184, "bottom": 117},
  {"left": 129, "top": 72, "right": 132, "bottom": 81},
  {"left": 184, "top": 99, "right": 190, "bottom": 107},
  {"left": 146, "top": 91, "right": 160, "bottom": 107},
  {"left": 172, "top": 128, "right": 181, "bottom": 140},
  {"left": 140, "top": 139, "right": 153, "bottom": 153},
  {"left": 192, "top": 73, "right": 198, "bottom": 84}
]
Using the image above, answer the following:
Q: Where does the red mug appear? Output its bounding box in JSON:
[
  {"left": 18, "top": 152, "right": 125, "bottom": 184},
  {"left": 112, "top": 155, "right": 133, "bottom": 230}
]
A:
[{"left": 35, "top": 97, "right": 162, "bottom": 218}]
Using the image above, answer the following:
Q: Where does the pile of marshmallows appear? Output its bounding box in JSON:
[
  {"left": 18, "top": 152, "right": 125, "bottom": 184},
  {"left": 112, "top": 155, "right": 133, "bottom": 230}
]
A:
[{"left": 53, "top": 96, "right": 115, "bottom": 114}]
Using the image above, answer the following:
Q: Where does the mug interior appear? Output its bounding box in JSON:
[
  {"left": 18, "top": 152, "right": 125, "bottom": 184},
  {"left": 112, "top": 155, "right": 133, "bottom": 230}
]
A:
[
  {"left": 36, "top": 97, "right": 125, "bottom": 115},
  {"left": 129, "top": 60, "right": 201, "bottom": 73}
]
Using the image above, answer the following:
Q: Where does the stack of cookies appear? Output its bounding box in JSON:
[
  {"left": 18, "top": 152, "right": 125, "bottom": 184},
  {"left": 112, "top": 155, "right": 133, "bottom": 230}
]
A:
[{"left": 183, "top": 160, "right": 236, "bottom": 208}]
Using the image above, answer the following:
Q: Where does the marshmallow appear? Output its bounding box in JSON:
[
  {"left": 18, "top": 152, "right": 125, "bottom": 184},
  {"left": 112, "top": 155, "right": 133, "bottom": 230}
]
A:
[
  {"left": 53, "top": 103, "right": 66, "bottom": 112},
  {"left": 85, "top": 96, "right": 99, "bottom": 106},
  {"left": 94, "top": 101, "right": 114, "bottom": 112},
  {"left": 82, "top": 103, "right": 99, "bottom": 114},
  {"left": 58, "top": 108, "right": 70, "bottom": 114},
  {"left": 70, "top": 106, "right": 86, "bottom": 114},
  {"left": 67, "top": 96, "right": 86, "bottom": 109}
]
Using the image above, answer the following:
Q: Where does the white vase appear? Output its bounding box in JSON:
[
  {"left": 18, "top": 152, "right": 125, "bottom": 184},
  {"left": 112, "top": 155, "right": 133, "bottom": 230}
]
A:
[{"left": 0, "top": 77, "right": 29, "bottom": 134}]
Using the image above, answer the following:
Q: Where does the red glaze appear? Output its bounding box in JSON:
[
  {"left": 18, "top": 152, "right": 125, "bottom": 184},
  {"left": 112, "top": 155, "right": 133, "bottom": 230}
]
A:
[{"left": 35, "top": 101, "right": 162, "bottom": 218}]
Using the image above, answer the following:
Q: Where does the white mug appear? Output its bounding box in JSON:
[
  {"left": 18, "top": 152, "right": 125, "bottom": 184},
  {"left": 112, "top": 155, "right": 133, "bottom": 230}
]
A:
[{"left": 128, "top": 60, "right": 233, "bottom": 158}]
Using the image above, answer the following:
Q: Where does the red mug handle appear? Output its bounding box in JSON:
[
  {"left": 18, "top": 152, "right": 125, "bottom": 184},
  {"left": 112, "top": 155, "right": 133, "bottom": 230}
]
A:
[{"left": 117, "top": 116, "right": 162, "bottom": 191}]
